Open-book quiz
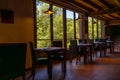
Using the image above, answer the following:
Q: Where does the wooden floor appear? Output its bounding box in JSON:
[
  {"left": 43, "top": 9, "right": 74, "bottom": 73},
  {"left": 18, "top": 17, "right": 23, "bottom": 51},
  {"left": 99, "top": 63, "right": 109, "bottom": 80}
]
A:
[{"left": 17, "top": 50, "right": 120, "bottom": 80}]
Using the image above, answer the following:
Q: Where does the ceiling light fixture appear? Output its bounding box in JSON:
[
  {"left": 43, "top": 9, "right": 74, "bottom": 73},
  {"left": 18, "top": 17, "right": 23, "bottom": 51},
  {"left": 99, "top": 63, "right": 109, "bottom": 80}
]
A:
[
  {"left": 76, "top": 15, "right": 83, "bottom": 20},
  {"left": 43, "top": 5, "right": 54, "bottom": 14}
]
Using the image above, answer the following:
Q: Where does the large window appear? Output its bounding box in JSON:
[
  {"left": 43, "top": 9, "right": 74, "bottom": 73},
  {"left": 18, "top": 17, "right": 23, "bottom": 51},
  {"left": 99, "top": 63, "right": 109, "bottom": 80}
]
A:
[
  {"left": 98, "top": 20, "right": 101, "bottom": 38},
  {"left": 36, "top": 1, "right": 103, "bottom": 48},
  {"left": 88, "top": 17, "right": 93, "bottom": 39},
  {"left": 36, "top": 0, "right": 82, "bottom": 48},
  {"left": 93, "top": 18, "right": 97, "bottom": 39},
  {"left": 76, "top": 13, "right": 80, "bottom": 39},
  {"left": 36, "top": 1, "right": 50, "bottom": 47},
  {"left": 88, "top": 17, "right": 102, "bottom": 40},
  {"left": 53, "top": 6, "right": 63, "bottom": 40},
  {"left": 66, "top": 10, "right": 74, "bottom": 48}
]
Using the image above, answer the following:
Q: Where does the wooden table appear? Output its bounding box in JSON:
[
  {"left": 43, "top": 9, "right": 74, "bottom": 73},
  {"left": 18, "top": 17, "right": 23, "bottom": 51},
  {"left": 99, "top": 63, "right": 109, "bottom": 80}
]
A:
[
  {"left": 34, "top": 47, "right": 66, "bottom": 80},
  {"left": 78, "top": 43, "right": 93, "bottom": 64},
  {"left": 94, "top": 42, "right": 106, "bottom": 57}
]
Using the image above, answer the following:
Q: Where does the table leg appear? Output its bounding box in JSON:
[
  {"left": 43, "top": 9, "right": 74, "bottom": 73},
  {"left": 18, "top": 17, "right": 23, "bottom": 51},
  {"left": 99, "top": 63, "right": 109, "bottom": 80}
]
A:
[{"left": 47, "top": 54, "right": 52, "bottom": 80}]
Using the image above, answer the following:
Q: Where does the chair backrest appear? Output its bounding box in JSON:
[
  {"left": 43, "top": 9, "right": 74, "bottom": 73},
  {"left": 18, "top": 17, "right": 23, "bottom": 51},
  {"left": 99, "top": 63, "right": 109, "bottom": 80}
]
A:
[
  {"left": 79, "top": 39, "right": 87, "bottom": 43},
  {"left": 83, "top": 39, "right": 87, "bottom": 43},
  {"left": 69, "top": 40, "right": 79, "bottom": 54},
  {"left": 70, "top": 40, "right": 77, "bottom": 46},
  {"left": 0, "top": 43, "right": 27, "bottom": 79},
  {"left": 95, "top": 39, "right": 101, "bottom": 42},
  {"left": 100, "top": 38, "right": 107, "bottom": 42},
  {"left": 88, "top": 39, "right": 94, "bottom": 44},
  {"left": 79, "top": 39, "right": 83, "bottom": 43},
  {"left": 52, "top": 40, "right": 62, "bottom": 47}
]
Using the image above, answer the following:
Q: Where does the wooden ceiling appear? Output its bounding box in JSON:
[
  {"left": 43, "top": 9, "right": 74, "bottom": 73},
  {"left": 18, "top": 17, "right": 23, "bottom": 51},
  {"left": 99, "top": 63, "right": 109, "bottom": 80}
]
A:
[{"left": 41, "top": 0, "right": 120, "bottom": 21}]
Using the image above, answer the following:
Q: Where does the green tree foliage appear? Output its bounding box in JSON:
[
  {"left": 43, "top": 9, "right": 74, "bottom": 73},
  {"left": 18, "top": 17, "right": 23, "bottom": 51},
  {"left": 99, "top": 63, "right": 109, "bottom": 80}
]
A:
[
  {"left": 36, "top": 1, "right": 50, "bottom": 47},
  {"left": 88, "top": 17, "right": 102, "bottom": 39},
  {"left": 53, "top": 6, "right": 63, "bottom": 39},
  {"left": 36, "top": 1, "right": 101, "bottom": 48},
  {"left": 98, "top": 20, "right": 101, "bottom": 38},
  {"left": 88, "top": 17, "right": 93, "bottom": 39}
]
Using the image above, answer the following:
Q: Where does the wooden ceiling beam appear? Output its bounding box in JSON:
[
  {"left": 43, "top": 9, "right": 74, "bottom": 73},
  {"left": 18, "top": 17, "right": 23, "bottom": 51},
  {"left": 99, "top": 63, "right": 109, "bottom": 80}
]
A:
[
  {"left": 95, "top": 15, "right": 109, "bottom": 20},
  {"left": 82, "top": 0, "right": 103, "bottom": 10},
  {"left": 40, "top": 0, "right": 83, "bottom": 13},
  {"left": 90, "top": 7, "right": 120, "bottom": 16},
  {"left": 98, "top": 0, "right": 114, "bottom": 9},
  {"left": 64, "top": 0, "right": 94, "bottom": 12},
  {"left": 109, "top": 14, "right": 120, "bottom": 20},
  {"left": 93, "top": 16, "right": 106, "bottom": 20},
  {"left": 102, "top": 15, "right": 113, "bottom": 20}
]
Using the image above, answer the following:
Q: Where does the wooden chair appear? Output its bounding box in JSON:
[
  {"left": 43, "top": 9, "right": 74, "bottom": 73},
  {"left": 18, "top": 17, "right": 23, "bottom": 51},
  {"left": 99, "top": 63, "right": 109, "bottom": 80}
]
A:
[
  {"left": 51, "top": 40, "right": 65, "bottom": 73},
  {"left": 29, "top": 42, "right": 49, "bottom": 80},
  {"left": 69, "top": 39, "right": 81, "bottom": 64},
  {"left": 51, "top": 40, "right": 62, "bottom": 47},
  {"left": 70, "top": 39, "right": 91, "bottom": 64},
  {"left": 106, "top": 40, "right": 114, "bottom": 53},
  {"left": 94, "top": 38, "right": 107, "bottom": 57},
  {"left": 0, "top": 43, "right": 27, "bottom": 80},
  {"left": 100, "top": 38, "right": 107, "bottom": 56},
  {"left": 51, "top": 40, "right": 63, "bottom": 60}
]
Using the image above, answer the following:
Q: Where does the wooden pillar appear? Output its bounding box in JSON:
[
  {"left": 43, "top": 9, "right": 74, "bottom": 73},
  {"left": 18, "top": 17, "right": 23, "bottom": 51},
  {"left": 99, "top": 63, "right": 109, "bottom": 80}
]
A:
[
  {"left": 82, "top": 13, "right": 88, "bottom": 40},
  {"left": 33, "top": 0, "right": 37, "bottom": 47},
  {"left": 63, "top": 8, "right": 67, "bottom": 48},
  {"left": 73, "top": 12, "right": 76, "bottom": 39},
  {"left": 50, "top": 4, "right": 53, "bottom": 43}
]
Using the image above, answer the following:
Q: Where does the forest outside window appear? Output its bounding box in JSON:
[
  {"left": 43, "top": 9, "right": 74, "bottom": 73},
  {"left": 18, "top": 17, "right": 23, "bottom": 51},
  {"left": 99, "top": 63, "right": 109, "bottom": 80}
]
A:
[{"left": 36, "top": 1, "right": 50, "bottom": 47}]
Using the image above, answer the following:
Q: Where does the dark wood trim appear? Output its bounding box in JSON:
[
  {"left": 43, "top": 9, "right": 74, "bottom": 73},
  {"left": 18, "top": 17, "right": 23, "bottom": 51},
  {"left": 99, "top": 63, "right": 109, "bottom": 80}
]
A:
[
  {"left": 33, "top": 0, "right": 37, "bottom": 47},
  {"left": 73, "top": 12, "right": 76, "bottom": 39},
  {"left": 63, "top": 8, "right": 67, "bottom": 48},
  {"left": 50, "top": 4, "right": 53, "bottom": 44}
]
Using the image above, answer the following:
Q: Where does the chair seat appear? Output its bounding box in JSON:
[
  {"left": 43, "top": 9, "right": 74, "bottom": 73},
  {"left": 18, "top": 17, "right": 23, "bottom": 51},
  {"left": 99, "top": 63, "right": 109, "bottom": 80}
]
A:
[
  {"left": 35, "top": 57, "right": 48, "bottom": 65},
  {"left": 51, "top": 55, "right": 64, "bottom": 61}
]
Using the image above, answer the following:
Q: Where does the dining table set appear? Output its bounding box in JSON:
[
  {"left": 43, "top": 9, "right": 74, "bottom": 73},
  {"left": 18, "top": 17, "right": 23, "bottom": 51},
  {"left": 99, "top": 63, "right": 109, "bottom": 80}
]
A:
[
  {"left": 32, "top": 39, "right": 114, "bottom": 80},
  {"left": 70, "top": 39, "right": 114, "bottom": 64}
]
